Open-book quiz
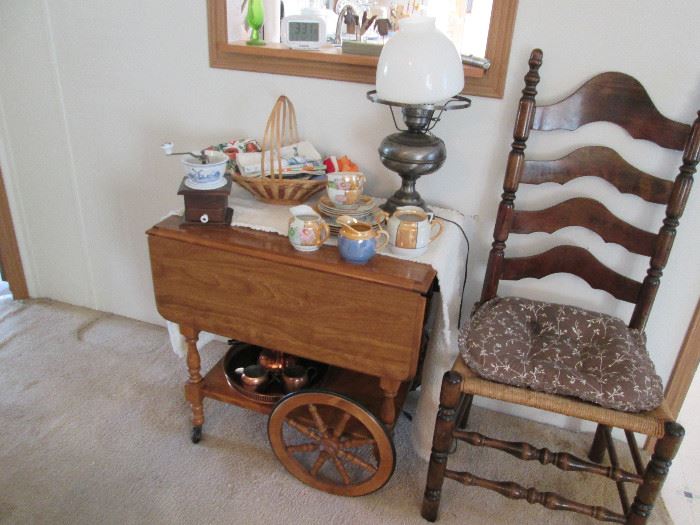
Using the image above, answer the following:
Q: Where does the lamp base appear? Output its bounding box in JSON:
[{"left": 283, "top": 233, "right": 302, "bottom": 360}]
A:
[
  {"left": 380, "top": 186, "right": 429, "bottom": 214},
  {"left": 377, "top": 130, "right": 445, "bottom": 214},
  {"left": 366, "top": 91, "right": 471, "bottom": 216}
]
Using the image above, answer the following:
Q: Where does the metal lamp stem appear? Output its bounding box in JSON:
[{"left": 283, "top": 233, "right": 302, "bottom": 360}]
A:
[{"left": 367, "top": 91, "right": 470, "bottom": 214}]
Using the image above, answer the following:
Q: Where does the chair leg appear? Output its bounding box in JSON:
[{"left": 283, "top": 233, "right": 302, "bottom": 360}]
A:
[
  {"left": 626, "top": 421, "right": 685, "bottom": 525},
  {"left": 421, "top": 371, "right": 465, "bottom": 522},
  {"left": 589, "top": 423, "right": 608, "bottom": 463}
]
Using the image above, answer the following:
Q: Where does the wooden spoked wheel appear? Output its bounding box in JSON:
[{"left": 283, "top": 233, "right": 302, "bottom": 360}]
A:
[{"left": 268, "top": 390, "right": 396, "bottom": 496}]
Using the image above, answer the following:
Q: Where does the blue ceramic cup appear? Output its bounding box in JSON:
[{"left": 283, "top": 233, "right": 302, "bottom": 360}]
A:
[{"left": 337, "top": 217, "right": 389, "bottom": 264}]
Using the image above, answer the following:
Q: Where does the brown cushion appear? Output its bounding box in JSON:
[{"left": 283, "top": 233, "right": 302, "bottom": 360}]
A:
[{"left": 459, "top": 297, "right": 664, "bottom": 412}]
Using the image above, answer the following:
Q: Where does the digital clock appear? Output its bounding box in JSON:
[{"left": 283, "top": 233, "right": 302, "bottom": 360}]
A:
[{"left": 281, "top": 15, "right": 326, "bottom": 50}]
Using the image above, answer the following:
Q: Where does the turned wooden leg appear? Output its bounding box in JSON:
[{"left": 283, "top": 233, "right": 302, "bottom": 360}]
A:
[
  {"left": 421, "top": 371, "right": 465, "bottom": 522},
  {"left": 180, "top": 325, "right": 204, "bottom": 442},
  {"left": 627, "top": 421, "right": 685, "bottom": 525},
  {"left": 379, "top": 377, "right": 401, "bottom": 428},
  {"left": 589, "top": 423, "right": 608, "bottom": 463}
]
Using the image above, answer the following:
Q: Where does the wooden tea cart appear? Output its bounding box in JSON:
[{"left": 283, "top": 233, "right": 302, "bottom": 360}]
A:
[{"left": 147, "top": 216, "right": 437, "bottom": 496}]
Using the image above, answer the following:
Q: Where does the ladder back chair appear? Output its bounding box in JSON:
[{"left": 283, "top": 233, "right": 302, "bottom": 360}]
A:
[{"left": 422, "top": 49, "right": 700, "bottom": 524}]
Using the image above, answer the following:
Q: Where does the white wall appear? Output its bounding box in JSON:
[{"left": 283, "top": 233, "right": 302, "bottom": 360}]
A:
[
  {"left": 1, "top": 1, "right": 699, "bottom": 417},
  {"left": 0, "top": 2, "right": 94, "bottom": 305}
]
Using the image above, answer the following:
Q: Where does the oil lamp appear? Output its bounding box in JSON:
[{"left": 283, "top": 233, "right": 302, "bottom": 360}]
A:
[{"left": 368, "top": 15, "right": 471, "bottom": 213}]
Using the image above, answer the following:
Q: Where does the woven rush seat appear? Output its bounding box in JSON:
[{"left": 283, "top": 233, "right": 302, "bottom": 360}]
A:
[
  {"left": 459, "top": 297, "right": 664, "bottom": 413},
  {"left": 452, "top": 355, "right": 672, "bottom": 437}
]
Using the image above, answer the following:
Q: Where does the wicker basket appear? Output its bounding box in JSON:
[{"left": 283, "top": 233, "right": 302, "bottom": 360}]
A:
[{"left": 233, "top": 96, "right": 325, "bottom": 205}]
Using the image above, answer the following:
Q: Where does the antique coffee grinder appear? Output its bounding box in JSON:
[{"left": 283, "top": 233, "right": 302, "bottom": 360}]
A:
[
  {"left": 162, "top": 142, "right": 233, "bottom": 225},
  {"left": 177, "top": 177, "right": 233, "bottom": 225}
]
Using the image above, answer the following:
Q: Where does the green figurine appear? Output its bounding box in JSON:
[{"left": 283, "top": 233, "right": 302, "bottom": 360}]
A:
[{"left": 246, "top": 0, "right": 265, "bottom": 46}]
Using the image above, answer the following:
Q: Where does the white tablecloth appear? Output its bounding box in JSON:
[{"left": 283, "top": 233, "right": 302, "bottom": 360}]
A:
[{"left": 165, "top": 184, "right": 467, "bottom": 460}]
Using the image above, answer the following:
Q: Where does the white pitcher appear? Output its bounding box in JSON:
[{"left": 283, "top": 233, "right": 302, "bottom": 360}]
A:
[{"left": 386, "top": 206, "right": 444, "bottom": 256}]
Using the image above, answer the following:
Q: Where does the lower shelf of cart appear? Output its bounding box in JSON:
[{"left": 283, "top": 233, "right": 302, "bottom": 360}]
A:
[{"left": 199, "top": 355, "right": 410, "bottom": 428}]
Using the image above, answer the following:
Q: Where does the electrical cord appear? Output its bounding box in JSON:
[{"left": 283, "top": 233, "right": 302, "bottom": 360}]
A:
[
  {"left": 400, "top": 215, "right": 470, "bottom": 425},
  {"left": 434, "top": 215, "right": 470, "bottom": 327}
]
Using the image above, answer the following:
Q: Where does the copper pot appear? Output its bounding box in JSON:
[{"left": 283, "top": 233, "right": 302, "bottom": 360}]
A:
[
  {"left": 282, "top": 365, "right": 315, "bottom": 393},
  {"left": 240, "top": 365, "right": 269, "bottom": 392},
  {"left": 257, "top": 349, "right": 296, "bottom": 371}
]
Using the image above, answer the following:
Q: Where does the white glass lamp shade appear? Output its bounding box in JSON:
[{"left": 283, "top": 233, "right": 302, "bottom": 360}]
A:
[{"left": 376, "top": 16, "right": 464, "bottom": 105}]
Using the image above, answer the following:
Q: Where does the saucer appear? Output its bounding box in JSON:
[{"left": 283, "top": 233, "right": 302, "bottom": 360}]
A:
[
  {"left": 184, "top": 176, "right": 228, "bottom": 190},
  {"left": 319, "top": 195, "right": 375, "bottom": 215},
  {"left": 388, "top": 244, "right": 428, "bottom": 259},
  {"left": 322, "top": 207, "right": 385, "bottom": 223},
  {"left": 322, "top": 210, "right": 374, "bottom": 227},
  {"left": 321, "top": 208, "right": 387, "bottom": 236}
]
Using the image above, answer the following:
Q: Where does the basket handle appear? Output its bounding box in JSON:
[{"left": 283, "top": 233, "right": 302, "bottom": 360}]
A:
[{"left": 261, "top": 96, "right": 300, "bottom": 179}]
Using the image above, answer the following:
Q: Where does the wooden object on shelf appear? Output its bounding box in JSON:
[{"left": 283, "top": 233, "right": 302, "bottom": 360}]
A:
[{"left": 177, "top": 175, "right": 233, "bottom": 225}]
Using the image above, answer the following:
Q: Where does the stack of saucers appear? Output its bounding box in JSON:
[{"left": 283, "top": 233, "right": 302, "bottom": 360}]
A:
[{"left": 316, "top": 195, "right": 387, "bottom": 236}]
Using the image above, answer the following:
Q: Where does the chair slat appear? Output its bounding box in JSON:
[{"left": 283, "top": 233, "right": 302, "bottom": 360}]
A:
[
  {"left": 532, "top": 73, "right": 691, "bottom": 151},
  {"left": 502, "top": 245, "right": 642, "bottom": 303},
  {"left": 522, "top": 146, "right": 673, "bottom": 204},
  {"left": 511, "top": 198, "right": 657, "bottom": 256}
]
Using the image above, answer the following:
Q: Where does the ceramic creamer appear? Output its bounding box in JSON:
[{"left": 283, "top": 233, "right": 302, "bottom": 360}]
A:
[{"left": 288, "top": 205, "right": 330, "bottom": 252}]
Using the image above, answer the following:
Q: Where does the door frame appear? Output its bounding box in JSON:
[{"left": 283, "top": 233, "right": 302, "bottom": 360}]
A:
[
  {"left": 645, "top": 297, "right": 700, "bottom": 450},
  {"left": 0, "top": 166, "right": 28, "bottom": 299},
  {"left": 665, "top": 297, "right": 700, "bottom": 417}
]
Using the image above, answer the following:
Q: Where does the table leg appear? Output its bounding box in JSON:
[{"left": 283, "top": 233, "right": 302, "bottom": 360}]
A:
[
  {"left": 180, "top": 325, "right": 204, "bottom": 442},
  {"left": 379, "top": 377, "right": 401, "bottom": 428}
]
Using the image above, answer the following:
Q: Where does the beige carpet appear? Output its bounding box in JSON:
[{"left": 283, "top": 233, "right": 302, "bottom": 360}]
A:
[{"left": 0, "top": 298, "right": 672, "bottom": 524}]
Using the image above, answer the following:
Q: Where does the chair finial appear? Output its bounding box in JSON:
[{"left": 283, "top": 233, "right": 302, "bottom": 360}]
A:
[
  {"left": 523, "top": 49, "right": 543, "bottom": 97},
  {"left": 529, "top": 48, "right": 543, "bottom": 69}
]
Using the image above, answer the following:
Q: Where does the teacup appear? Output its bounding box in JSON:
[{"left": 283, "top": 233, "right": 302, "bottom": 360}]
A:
[
  {"left": 282, "top": 365, "right": 316, "bottom": 393},
  {"left": 239, "top": 365, "right": 269, "bottom": 392},
  {"left": 387, "top": 206, "right": 444, "bottom": 257},
  {"left": 337, "top": 215, "right": 389, "bottom": 264},
  {"left": 182, "top": 150, "right": 229, "bottom": 189},
  {"left": 326, "top": 172, "right": 366, "bottom": 207},
  {"left": 288, "top": 205, "right": 330, "bottom": 252}
]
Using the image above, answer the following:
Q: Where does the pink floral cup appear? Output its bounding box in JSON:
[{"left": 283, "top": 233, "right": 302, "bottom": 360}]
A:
[{"left": 326, "top": 172, "right": 366, "bottom": 207}]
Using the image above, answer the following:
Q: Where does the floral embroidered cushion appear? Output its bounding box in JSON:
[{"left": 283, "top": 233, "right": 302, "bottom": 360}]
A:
[{"left": 459, "top": 297, "right": 664, "bottom": 412}]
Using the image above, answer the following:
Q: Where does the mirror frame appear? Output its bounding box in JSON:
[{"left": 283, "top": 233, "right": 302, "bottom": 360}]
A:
[{"left": 207, "top": 0, "right": 518, "bottom": 98}]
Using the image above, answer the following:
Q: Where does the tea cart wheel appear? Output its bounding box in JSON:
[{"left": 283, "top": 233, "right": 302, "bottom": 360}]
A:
[{"left": 268, "top": 390, "right": 396, "bottom": 497}]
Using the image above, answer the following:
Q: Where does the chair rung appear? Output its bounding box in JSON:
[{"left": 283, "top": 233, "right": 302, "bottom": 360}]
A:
[
  {"left": 454, "top": 430, "right": 643, "bottom": 484},
  {"left": 444, "top": 468, "right": 626, "bottom": 524}
]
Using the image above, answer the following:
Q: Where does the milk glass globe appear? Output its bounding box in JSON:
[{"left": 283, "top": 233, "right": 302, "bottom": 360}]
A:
[{"left": 376, "top": 16, "right": 464, "bottom": 104}]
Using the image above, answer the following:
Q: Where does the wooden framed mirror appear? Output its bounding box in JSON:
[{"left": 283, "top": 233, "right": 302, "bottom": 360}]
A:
[{"left": 207, "top": 0, "right": 519, "bottom": 98}]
